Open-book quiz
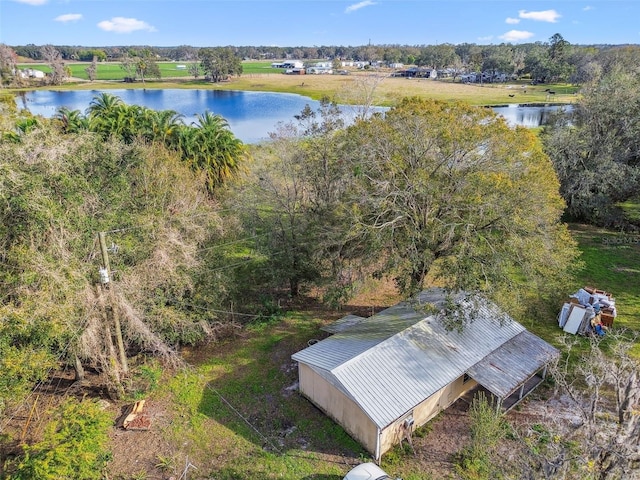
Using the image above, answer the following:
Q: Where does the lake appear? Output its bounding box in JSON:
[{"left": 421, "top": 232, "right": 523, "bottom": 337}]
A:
[
  {"left": 16, "top": 89, "right": 569, "bottom": 144},
  {"left": 492, "top": 103, "right": 569, "bottom": 128}
]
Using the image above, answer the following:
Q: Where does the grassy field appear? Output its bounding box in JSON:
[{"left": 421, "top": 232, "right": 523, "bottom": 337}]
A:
[
  {"left": 522, "top": 223, "right": 640, "bottom": 357},
  {"left": 20, "top": 61, "right": 286, "bottom": 81},
  {"left": 16, "top": 60, "right": 579, "bottom": 107},
  {"left": 569, "top": 224, "right": 640, "bottom": 330}
]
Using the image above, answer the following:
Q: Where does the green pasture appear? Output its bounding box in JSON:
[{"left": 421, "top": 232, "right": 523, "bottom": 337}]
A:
[
  {"left": 520, "top": 222, "right": 640, "bottom": 361},
  {"left": 571, "top": 224, "right": 640, "bottom": 332},
  {"left": 18, "top": 60, "right": 283, "bottom": 81},
  {"left": 242, "top": 61, "right": 284, "bottom": 75}
]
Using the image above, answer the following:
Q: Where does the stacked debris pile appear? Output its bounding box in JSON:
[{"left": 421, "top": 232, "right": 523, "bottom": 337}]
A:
[{"left": 557, "top": 286, "right": 617, "bottom": 335}]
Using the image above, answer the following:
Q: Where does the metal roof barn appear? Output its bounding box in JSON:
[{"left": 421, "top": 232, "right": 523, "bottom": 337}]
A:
[{"left": 291, "top": 288, "right": 559, "bottom": 459}]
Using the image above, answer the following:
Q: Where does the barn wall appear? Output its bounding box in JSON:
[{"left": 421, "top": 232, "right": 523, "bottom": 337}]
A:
[
  {"left": 298, "top": 363, "right": 378, "bottom": 455},
  {"left": 379, "top": 375, "right": 478, "bottom": 457}
]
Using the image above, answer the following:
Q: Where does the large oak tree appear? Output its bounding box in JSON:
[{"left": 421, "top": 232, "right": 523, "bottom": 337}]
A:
[
  {"left": 199, "top": 47, "right": 243, "bottom": 83},
  {"left": 342, "top": 98, "right": 579, "bottom": 308},
  {"left": 240, "top": 98, "right": 578, "bottom": 315}
]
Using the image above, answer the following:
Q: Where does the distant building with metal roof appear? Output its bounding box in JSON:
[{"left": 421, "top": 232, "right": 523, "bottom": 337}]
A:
[{"left": 291, "top": 288, "right": 559, "bottom": 460}]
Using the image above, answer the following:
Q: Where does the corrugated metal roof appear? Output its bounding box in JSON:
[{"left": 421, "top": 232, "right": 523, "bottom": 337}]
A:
[
  {"left": 466, "top": 330, "right": 559, "bottom": 398},
  {"left": 321, "top": 314, "right": 366, "bottom": 334},
  {"left": 292, "top": 289, "right": 542, "bottom": 428}
]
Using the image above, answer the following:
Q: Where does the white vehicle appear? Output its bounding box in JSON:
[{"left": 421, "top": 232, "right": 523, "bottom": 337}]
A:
[{"left": 343, "top": 462, "right": 396, "bottom": 480}]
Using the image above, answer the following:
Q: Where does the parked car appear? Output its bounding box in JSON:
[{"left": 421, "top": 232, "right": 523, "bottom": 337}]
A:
[{"left": 343, "top": 462, "right": 397, "bottom": 480}]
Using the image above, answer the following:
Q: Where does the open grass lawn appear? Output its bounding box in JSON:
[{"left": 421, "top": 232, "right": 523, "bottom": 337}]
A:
[
  {"left": 21, "top": 60, "right": 284, "bottom": 82},
  {"left": 21, "top": 61, "right": 193, "bottom": 80},
  {"left": 522, "top": 222, "right": 640, "bottom": 361},
  {"left": 569, "top": 223, "right": 640, "bottom": 331}
]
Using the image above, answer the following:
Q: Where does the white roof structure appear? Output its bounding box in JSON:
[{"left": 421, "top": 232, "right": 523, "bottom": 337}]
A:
[{"left": 292, "top": 289, "right": 558, "bottom": 429}]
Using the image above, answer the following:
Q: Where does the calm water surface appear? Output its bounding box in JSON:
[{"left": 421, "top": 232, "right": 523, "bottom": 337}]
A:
[
  {"left": 17, "top": 89, "right": 568, "bottom": 144},
  {"left": 493, "top": 103, "right": 569, "bottom": 128}
]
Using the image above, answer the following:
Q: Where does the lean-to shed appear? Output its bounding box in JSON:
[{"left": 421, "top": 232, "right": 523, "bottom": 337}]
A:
[{"left": 291, "top": 289, "right": 559, "bottom": 460}]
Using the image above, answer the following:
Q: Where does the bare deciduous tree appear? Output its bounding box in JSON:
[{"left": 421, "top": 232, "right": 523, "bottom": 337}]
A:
[
  {"left": 338, "top": 72, "right": 385, "bottom": 120},
  {"left": 85, "top": 55, "right": 98, "bottom": 82},
  {"left": 41, "top": 44, "right": 66, "bottom": 85},
  {"left": 518, "top": 332, "right": 640, "bottom": 479},
  {"left": 0, "top": 43, "right": 19, "bottom": 87}
]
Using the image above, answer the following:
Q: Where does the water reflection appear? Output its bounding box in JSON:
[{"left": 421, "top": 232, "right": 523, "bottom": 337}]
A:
[{"left": 492, "top": 103, "right": 570, "bottom": 128}]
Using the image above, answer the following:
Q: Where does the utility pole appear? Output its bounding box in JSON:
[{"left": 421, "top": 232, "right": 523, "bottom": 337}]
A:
[{"left": 98, "top": 231, "right": 129, "bottom": 374}]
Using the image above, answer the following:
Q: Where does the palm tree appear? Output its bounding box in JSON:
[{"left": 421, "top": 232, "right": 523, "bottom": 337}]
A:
[
  {"left": 54, "top": 107, "right": 88, "bottom": 133},
  {"left": 185, "top": 111, "right": 248, "bottom": 191},
  {"left": 150, "top": 109, "right": 184, "bottom": 144},
  {"left": 86, "top": 93, "right": 124, "bottom": 119},
  {"left": 85, "top": 93, "right": 126, "bottom": 138},
  {"left": 3, "top": 117, "right": 39, "bottom": 143}
]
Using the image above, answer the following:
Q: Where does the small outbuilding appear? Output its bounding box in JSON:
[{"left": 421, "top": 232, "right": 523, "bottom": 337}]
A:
[{"left": 292, "top": 288, "right": 558, "bottom": 461}]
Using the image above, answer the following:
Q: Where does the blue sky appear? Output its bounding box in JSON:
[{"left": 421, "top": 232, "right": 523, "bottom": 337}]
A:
[{"left": 1, "top": 0, "right": 639, "bottom": 47}]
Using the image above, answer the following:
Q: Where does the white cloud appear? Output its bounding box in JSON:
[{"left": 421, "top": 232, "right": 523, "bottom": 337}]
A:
[
  {"left": 13, "top": 0, "right": 48, "bottom": 5},
  {"left": 499, "top": 30, "right": 535, "bottom": 42},
  {"left": 55, "top": 13, "right": 82, "bottom": 23},
  {"left": 97, "top": 17, "right": 157, "bottom": 34},
  {"left": 518, "top": 9, "right": 561, "bottom": 23},
  {"left": 583, "top": 6, "right": 594, "bottom": 11},
  {"left": 478, "top": 35, "right": 494, "bottom": 42},
  {"left": 345, "top": 1, "right": 377, "bottom": 14},
  {"left": 505, "top": 17, "right": 520, "bottom": 24}
]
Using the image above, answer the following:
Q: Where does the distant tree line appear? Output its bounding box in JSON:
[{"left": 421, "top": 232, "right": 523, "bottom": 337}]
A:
[{"left": 7, "top": 35, "right": 640, "bottom": 84}]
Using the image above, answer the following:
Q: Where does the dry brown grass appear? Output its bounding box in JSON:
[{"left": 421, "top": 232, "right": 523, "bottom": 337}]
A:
[{"left": 237, "top": 73, "right": 578, "bottom": 106}]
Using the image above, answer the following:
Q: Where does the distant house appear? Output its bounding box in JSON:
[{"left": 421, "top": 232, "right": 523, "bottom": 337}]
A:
[
  {"left": 306, "top": 66, "right": 332, "bottom": 75},
  {"left": 19, "top": 68, "right": 46, "bottom": 79},
  {"left": 272, "top": 60, "right": 304, "bottom": 69},
  {"left": 284, "top": 68, "right": 305, "bottom": 75},
  {"left": 341, "top": 61, "right": 368, "bottom": 69},
  {"left": 291, "top": 288, "right": 558, "bottom": 461},
  {"left": 391, "top": 67, "right": 435, "bottom": 78}
]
